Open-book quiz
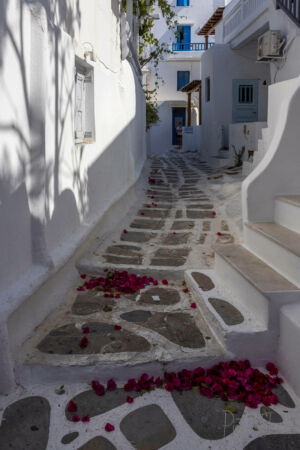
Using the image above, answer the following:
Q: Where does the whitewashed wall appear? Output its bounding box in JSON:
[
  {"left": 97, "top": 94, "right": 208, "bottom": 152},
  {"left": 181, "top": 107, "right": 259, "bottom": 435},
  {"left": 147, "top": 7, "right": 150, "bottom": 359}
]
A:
[
  {"left": 200, "top": 44, "right": 270, "bottom": 158},
  {"left": 0, "top": 0, "right": 146, "bottom": 391}
]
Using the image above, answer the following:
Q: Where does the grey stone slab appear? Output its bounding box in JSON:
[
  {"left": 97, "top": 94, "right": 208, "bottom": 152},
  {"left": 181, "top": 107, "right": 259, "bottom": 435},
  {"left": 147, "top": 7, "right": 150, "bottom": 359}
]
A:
[
  {"left": 221, "top": 220, "right": 230, "bottom": 231},
  {"left": 192, "top": 272, "right": 215, "bottom": 291},
  {"left": 187, "top": 210, "right": 216, "bottom": 219},
  {"left": 78, "top": 437, "right": 117, "bottom": 450},
  {"left": 121, "top": 311, "right": 205, "bottom": 348},
  {"left": 138, "top": 210, "right": 170, "bottom": 219},
  {"left": 120, "top": 405, "right": 176, "bottom": 449},
  {"left": 37, "top": 322, "right": 150, "bottom": 354},
  {"left": 199, "top": 234, "right": 207, "bottom": 244},
  {"left": 171, "top": 221, "right": 195, "bottom": 230},
  {"left": 203, "top": 221, "right": 211, "bottom": 231},
  {"left": 139, "top": 287, "right": 180, "bottom": 305},
  {"left": 186, "top": 204, "right": 214, "bottom": 210},
  {"left": 0, "top": 397, "right": 50, "bottom": 450},
  {"left": 120, "top": 310, "right": 152, "bottom": 323},
  {"left": 162, "top": 232, "right": 192, "bottom": 245},
  {"left": 143, "top": 204, "right": 172, "bottom": 210},
  {"left": 66, "top": 389, "right": 140, "bottom": 421},
  {"left": 273, "top": 385, "right": 296, "bottom": 408},
  {"left": 130, "top": 219, "right": 165, "bottom": 230},
  {"left": 103, "top": 255, "right": 143, "bottom": 265},
  {"left": 208, "top": 298, "right": 244, "bottom": 325},
  {"left": 61, "top": 432, "right": 79, "bottom": 444},
  {"left": 150, "top": 258, "right": 186, "bottom": 267},
  {"left": 216, "top": 234, "right": 234, "bottom": 245},
  {"left": 121, "top": 232, "right": 156, "bottom": 243},
  {"left": 72, "top": 293, "right": 116, "bottom": 316},
  {"left": 175, "top": 210, "right": 183, "bottom": 218},
  {"left": 172, "top": 390, "right": 245, "bottom": 440},
  {"left": 105, "top": 245, "right": 141, "bottom": 256},
  {"left": 260, "top": 406, "right": 283, "bottom": 423},
  {"left": 244, "top": 435, "right": 300, "bottom": 450},
  {"left": 155, "top": 248, "right": 190, "bottom": 258}
]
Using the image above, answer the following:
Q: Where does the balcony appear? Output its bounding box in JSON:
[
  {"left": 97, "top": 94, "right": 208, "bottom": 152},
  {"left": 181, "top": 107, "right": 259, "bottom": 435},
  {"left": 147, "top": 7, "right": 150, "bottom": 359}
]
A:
[
  {"left": 222, "top": 0, "right": 274, "bottom": 45},
  {"left": 171, "top": 42, "right": 215, "bottom": 51}
]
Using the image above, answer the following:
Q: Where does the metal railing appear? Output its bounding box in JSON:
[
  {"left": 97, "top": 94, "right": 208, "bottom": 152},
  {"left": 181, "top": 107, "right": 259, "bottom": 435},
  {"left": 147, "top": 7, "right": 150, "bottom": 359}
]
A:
[
  {"left": 277, "top": 0, "right": 300, "bottom": 26},
  {"left": 172, "top": 42, "right": 215, "bottom": 51}
]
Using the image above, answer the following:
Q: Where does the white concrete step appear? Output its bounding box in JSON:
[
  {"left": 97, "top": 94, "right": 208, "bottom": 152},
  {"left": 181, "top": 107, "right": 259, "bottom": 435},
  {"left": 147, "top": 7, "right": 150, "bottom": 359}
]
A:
[
  {"left": 275, "top": 195, "right": 300, "bottom": 233},
  {"left": 185, "top": 268, "right": 273, "bottom": 363},
  {"left": 261, "top": 126, "right": 270, "bottom": 145},
  {"left": 244, "top": 222, "right": 300, "bottom": 287},
  {"left": 242, "top": 161, "right": 253, "bottom": 177}
]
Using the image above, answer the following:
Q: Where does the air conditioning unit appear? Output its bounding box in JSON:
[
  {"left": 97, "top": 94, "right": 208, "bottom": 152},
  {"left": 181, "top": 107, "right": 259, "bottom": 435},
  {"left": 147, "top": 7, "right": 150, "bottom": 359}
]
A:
[{"left": 257, "top": 30, "right": 281, "bottom": 61}]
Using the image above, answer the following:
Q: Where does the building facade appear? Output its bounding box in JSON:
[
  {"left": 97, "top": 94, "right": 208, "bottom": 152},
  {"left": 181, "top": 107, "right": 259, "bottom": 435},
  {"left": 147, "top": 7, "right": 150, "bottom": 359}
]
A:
[
  {"left": 146, "top": 0, "right": 227, "bottom": 155},
  {"left": 0, "top": 0, "right": 146, "bottom": 392}
]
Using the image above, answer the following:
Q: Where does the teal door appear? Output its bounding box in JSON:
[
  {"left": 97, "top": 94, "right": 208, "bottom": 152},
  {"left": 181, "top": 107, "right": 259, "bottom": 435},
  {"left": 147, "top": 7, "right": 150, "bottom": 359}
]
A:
[
  {"left": 177, "top": 25, "right": 191, "bottom": 51},
  {"left": 232, "top": 79, "right": 259, "bottom": 123}
]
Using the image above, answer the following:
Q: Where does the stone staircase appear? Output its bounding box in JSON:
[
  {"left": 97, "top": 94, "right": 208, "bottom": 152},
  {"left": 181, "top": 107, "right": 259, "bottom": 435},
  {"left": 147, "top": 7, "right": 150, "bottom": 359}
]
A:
[{"left": 242, "top": 126, "right": 270, "bottom": 177}]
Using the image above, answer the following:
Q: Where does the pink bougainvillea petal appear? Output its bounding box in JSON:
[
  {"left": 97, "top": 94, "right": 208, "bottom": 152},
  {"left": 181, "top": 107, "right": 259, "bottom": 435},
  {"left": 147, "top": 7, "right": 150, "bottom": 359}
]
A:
[
  {"left": 126, "top": 396, "right": 134, "bottom": 404},
  {"left": 78, "top": 336, "right": 89, "bottom": 349},
  {"left": 162, "top": 279, "right": 168, "bottom": 285},
  {"left": 114, "top": 325, "right": 122, "bottom": 331},
  {"left": 105, "top": 423, "right": 115, "bottom": 432},
  {"left": 81, "top": 415, "right": 90, "bottom": 423},
  {"left": 107, "top": 379, "right": 117, "bottom": 391},
  {"left": 72, "top": 414, "right": 80, "bottom": 422},
  {"left": 67, "top": 400, "right": 77, "bottom": 412},
  {"left": 191, "top": 303, "right": 197, "bottom": 309},
  {"left": 82, "top": 327, "right": 90, "bottom": 334}
]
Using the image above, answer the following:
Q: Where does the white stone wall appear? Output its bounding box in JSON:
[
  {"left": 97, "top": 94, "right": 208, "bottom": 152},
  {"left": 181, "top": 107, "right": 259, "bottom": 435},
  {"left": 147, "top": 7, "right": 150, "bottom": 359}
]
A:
[
  {"left": 200, "top": 44, "right": 270, "bottom": 158},
  {"left": 0, "top": 0, "right": 146, "bottom": 324}
]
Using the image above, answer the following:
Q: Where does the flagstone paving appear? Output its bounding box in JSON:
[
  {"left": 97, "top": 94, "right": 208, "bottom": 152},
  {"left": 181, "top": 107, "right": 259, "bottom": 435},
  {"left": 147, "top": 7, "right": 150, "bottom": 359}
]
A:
[{"left": 1, "top": 152, "right": 300, "bottom": 449}]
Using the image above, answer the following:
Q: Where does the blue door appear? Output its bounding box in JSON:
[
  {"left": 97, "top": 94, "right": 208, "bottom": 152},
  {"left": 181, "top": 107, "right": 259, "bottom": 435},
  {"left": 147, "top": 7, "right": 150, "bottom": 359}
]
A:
[
  {"left": 232, "top": 79, "right": 259, "bottom": 123},
  {"left": 177, "top": 25, "right": 191, "bottom": 51},
  {"left": 172, "top": 107, "right": 186, "bottom": 145}
]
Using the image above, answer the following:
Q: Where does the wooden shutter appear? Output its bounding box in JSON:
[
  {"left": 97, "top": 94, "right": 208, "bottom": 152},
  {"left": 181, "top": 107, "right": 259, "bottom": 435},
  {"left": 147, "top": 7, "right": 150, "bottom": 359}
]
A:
[
  {"left": 84, "top": 72, "right": 94, "bottom": 139},
  {"left": 75, "top": 72, "right": 85, "bottom": 140}
]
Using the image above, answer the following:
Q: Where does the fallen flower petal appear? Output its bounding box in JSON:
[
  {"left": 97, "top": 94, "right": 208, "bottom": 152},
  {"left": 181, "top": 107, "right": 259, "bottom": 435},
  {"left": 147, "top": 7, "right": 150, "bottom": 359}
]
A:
[
  {"left": 123, "top": 229, "right": 128, "bottom": 234},
  {"left": 217, "top": 232, "right": 222, "bottom": 236},
  {"left": 191, "top": 303, "right": 197, "bottom": 309},
  {"left": 72, "top": 414, "right": 80, "bottom": 422},
  {"left": 114, "top": 325, "right": 122, "bottom": 331},
  {"left": 162, "top": 279, "right": 168, "bottom": 285},
  {"left": 212, "top": 211, "right": 217, "bottom": 216},
  {"left": 126, "top": 396, "right": 134, "bottom": 404},
  {"left": 78, "top": 336, "right": 89, "bottom": 349},
  {"left": 105, "top": 423, "right": 115, "bottom": 432},
  {"left": 184, "top": 288, "right": 189, "bottom": 293},
  {"left": 82, "top": 327, "right": 90, "bottom": 334},
  {"left": 67, "top": 400, "right": 77, "bottom": 412},
  {"left": 80, "top": 274, "right": 87, "bottom": 279},
  {"left": 81, "top": 415, "right": 90, "bottom": 423},
  {"left": 107, "top": 379, "right": 117, "bottom": 391}
]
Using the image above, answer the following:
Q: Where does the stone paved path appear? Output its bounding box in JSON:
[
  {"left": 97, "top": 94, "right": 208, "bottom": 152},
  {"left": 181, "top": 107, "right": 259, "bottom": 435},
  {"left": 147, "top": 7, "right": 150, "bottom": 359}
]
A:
[{"left": 1, "top": 152, "right": 300, "bottom": 449}]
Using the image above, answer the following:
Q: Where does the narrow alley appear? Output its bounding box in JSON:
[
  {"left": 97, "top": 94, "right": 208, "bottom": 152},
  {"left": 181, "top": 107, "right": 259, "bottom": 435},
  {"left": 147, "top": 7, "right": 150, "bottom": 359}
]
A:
[{"left": 0, "top": 153, "right": 299, "bottom": 449}]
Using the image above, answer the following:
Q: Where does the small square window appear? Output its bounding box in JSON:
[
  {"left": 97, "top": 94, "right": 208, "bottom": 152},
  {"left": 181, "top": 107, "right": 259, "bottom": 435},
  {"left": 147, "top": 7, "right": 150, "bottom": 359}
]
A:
[
  {"left": 205, "top": 77, "right": 211, "bottom": 102},
  {"left": 75, "top": 57, "right": 95, "bottom": 144},
  {"left": 239, "top": 85, "right": 254, "bottom": 104},
  {"left": 177, "top": 71, "right": 190, "bottom": 90}
]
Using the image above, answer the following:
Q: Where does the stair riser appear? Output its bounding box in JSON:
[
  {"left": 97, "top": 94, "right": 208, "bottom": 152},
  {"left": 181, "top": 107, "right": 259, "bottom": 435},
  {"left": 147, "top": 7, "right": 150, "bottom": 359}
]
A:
[
  {"left": 214, "top": 252, "right": 269, "bottom": 328},
  {"left": 275, "top": 199, "right": 300, "bottom": 233},
  {"left": 244, "top": 225, "right": 300, "bottom": 288}
]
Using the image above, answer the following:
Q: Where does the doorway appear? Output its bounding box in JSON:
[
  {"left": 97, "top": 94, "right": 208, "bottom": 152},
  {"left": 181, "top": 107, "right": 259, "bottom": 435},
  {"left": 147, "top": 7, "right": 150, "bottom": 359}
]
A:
[
  {"left": 232, "top": 79, "right": 259, "bottom": 123},
  {"left": 172, "top": 107, "right": 186, "bottom": 145}
]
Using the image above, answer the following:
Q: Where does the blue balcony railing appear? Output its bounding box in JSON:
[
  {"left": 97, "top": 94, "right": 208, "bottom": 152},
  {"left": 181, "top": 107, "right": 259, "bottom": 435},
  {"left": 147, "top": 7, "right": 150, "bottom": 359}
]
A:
[{"left": 172, "top": 42, "right": 215, "bottom": 51}]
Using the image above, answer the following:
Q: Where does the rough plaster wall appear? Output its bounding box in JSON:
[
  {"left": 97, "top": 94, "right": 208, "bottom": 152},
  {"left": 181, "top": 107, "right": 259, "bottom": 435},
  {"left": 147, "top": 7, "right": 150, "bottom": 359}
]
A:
[{"left": 0, "top": 1, "right": 146, "bottom": 298}]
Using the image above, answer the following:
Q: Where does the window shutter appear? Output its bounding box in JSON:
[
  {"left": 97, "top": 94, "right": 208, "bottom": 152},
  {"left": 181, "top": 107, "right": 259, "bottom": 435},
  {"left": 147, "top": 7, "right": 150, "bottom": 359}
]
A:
[
  {"left": 75, "top": 72, "right": 85, "bottom": 140},
  {"left": 84, "top": 72, "right": 94, "bottom": 139}
]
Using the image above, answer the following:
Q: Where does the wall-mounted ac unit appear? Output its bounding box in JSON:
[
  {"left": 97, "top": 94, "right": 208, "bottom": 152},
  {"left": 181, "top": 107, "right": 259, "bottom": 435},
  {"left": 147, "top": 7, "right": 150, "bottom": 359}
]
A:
[{"left": 257, "top": 30, "right": 281, "bottom": 61}]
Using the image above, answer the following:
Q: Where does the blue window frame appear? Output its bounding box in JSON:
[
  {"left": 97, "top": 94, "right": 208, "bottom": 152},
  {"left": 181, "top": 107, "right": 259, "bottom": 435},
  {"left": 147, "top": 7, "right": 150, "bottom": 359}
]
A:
[
  {"left": 177, "top": 71, "right": 190, "bottom": 90},
  {"left": 177, "top": 0, "right": 190, "bottom": 5}
]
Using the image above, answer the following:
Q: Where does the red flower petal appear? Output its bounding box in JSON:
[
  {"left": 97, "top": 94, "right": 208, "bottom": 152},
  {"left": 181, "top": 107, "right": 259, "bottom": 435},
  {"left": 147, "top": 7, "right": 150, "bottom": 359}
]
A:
[
  {"left": 78, "top": 336, "right": 89, "bottom": 349},
  {"left": 141, "top": 212, "right": 145, "bottom": 216},
  {"left": 126, "top": 396, "right": 134, "bottom": 404},
  {"left": 162, "top": 279, "right": 168, "bottom": 285},
  {"left": 123, "top": 229, "right": 128, "bottom": 234},
  {"left": 191, "top": 303, "right": 197, "bottom": 309},
  {"left": 184, "top": 288, "right": 189, "bottom": 293},
  {"left": 212, "top": 211, "right": 216, "bottom": 216},
  {"left": 114, "top": 325, "right": 122, "bottom": 331},
  {"left": 80, "top": 274, "right": 87, "bottom": 279},
  {"left": 67, "top": 400, "right": 77, "bottom": 412},
  {"left": 82, "top": 327, "right": 90, "bottom": 334},
  {"left": 105, "top": 423, "right": 115, "bottom": 432},
  {"left": 72, "top": 414, "right": 80, "bottom": 422},
  {"left": 107, "top": 379, "right": 117, "bottom": 391},
  {"left": 81, "top": 415, "right": 90, "bottom": 422},
  {"left": 217, "top": 232, "right": 222, "bottom": 236}
]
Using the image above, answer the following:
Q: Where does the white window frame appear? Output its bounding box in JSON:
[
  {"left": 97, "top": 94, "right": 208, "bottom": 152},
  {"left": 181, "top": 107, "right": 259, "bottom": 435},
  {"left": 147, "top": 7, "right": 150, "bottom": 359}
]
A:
[{"left": 74, "top": 57, "right": 95, "bottom": 145}]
